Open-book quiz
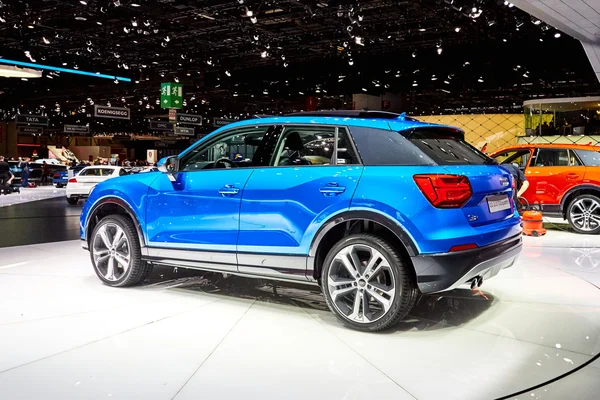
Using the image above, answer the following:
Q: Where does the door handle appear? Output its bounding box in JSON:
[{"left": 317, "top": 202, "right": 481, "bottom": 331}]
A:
[
  {"left": 319, "top": 182, "right": 346, "bottom": 196},
  {"left": 218, "top": 184, "right": 240, "bottom": 196},
  {"left": 567, "top": 173, "right": 580, "bottom": 180}
]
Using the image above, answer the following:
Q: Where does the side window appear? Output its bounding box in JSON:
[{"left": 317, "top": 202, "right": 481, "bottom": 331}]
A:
[
  {"left": 179, "top": 126, "right": 274, "bottom": 172},
  {"left": 575, "top": 150, "right": 600, "bottom": 166},
  {"left": 493, "top": 150, "right": 531, "bottom": 169},
  {"left": 349, "top": 126, "right": 435, "bottom": 166},
  {"left": 533, "top": 148, "right": 569, "bottom": 167},
  {"left": 80, "top": 169, "right": 99, "bottom": 176},
  {"left": 118, "top": 169, "right": 128, "bottom": 176},
  {"left": 271, "top": 126, "right": 359, "bottom": 166}
]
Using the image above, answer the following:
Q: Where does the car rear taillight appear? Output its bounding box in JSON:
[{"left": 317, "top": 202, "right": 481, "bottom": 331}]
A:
[
  {"left": 413, "top": 174, "right": 472, "bottom": 208},
  {"left": 68, "top": 177, "right": 77, "bottom": 183},
  {"left": 53, "top": 173, "right": 61, "bottom": 178}
]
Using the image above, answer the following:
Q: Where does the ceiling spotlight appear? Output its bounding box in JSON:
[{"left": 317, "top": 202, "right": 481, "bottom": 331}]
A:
[
  {"left": 283, "top": 62, "right": 288, "bottom": 68},
  {"left": 554, "top": 32, "right": 561, "bottom": 38},
  {"left": 412, "top": 51, "right": 416, "bottom": 58},
  {"left": 358, "top": 14, "right": 363, "bottom": 22},
  {"left": 123, "top": 27, "right": 130, "bottom": 33},
  {"left": 348, "top": 58, "right": 354, "bottom": 66},
  {"left": 472, "top": 7, "right": 477, "bottom": 13},
  {"left": 533, "top": 20, "right": 542, "bottom": 25},
  {"left": 478, "top": 77, "right": 484, "bottom": 83},
  {"left": 75, "top": 16, "right": 87, "bottom": 21},
  {"left": 455, "top": 27, "right": 461, "bottom": 32},
  {"left": 80, "top": 0, "right": 88, "bottom": 4},
  {"left": 437, "top": 47, "right": 442, "bottom": 55},
  {"left": 132, "top": 20, "right": 138, "bottom": 27},
  {"left": 246, "top": 9, "right": 253, "bottom": 17},
  {"left": 261, "top": 51, "right": 268, "bottom": 58},
  {"left": 131, "top": 3, "right": 140, "bottom": 6},
  {"left": 250, "top": 16, "right": 257, "bottom": 24},
  {"left": 355, "top": 36, "right": 364, "bottom": 46},
  {"left": 225, "top": 70, "right": 231, "bottom": 77},
  {"left": 42, "top": 37, "right": 50, "bottom": 44}
]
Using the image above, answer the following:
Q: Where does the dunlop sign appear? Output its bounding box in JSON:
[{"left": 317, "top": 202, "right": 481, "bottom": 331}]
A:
[
  {"left": 176, "top": 113, "right": 202, "bottom": 126},
  {"left": 16, "top": 114, "right": 49, "bottom": 126},
  {"left": 94, "top": 105, "right": 131, "bottom": 120}
]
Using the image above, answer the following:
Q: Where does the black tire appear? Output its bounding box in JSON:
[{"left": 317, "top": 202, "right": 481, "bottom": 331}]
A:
[
  {"left": 56, "top": 184, "right": 64, "bottom": 188},
  {"left": 321, "top": 233, "right": 419, "bottom": 332},
  {"left": 66, "top": 197, "right": 78, "bottom": 205},
  {"left": 567, "top": 194, "right": 600, "bottom": 235},
  {"left": 89, "top": 214, "right": 153, "bottom": 287}
]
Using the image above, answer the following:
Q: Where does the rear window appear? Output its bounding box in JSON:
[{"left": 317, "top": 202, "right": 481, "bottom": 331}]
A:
[
  {"left": 575, "top": 149, "right": 600, "bottom": 166},
  {"left": 406, "top": 130, "right": 492, "bottom": 165},
  {"left": 348, "top": 127, "right": 435, "bottom": 166}
]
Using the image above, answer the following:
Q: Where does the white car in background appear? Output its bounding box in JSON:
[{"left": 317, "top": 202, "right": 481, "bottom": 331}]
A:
[{"left": 66, "top": 166, "right": 127, "bottom": 205}]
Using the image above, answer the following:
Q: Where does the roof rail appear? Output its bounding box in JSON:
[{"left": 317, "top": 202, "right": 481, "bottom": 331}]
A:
[{"left": 285, "top": 110, "right": 418, "bottom": 121}]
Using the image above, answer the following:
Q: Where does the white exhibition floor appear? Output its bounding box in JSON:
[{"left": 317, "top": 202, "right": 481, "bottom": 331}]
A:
[
  {"left": 0, "top": 186, "right": 65, "bottom": 207},
  {"left": 0, "top": 230, "right": 599, "bottom": 400}
]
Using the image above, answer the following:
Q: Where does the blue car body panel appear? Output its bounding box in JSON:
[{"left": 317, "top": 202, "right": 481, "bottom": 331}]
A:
[
  {"left": 145, "top": 169, "right": 254, "bottom": 252},
  {"left": 237, "top": 165, "right": 364, "bottom": 255},
  {"left": 81, "top": 114, "right": 522, "bottom": 293}
]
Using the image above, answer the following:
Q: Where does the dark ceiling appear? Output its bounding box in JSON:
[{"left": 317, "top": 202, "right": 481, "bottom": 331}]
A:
[{"left": 0, "top": 0, "right": 598, "bottom": 132}]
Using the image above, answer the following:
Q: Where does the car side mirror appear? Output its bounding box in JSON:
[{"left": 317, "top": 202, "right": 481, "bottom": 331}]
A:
[{"left": 157, "top": 156, "right": 179, "bottom": 181}]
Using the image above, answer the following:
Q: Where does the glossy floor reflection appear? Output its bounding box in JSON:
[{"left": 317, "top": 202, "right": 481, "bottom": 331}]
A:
[{"left": 0, "top": 230, "right": 598, "bottom": 399}]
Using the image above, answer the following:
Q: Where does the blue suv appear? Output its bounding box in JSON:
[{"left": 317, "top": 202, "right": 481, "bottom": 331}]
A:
[{"left": 80, "top": 111, "right": 522, "bottom": 331}]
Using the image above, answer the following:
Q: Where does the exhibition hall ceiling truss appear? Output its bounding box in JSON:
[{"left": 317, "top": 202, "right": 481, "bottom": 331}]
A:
[{"left": 0, "top": 0, "right": 598, "bottom": 121}]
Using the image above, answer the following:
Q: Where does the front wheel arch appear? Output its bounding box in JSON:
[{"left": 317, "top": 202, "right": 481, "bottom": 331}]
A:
[{"left": 86, "top": 198, "right": 146, "bottom": 248}]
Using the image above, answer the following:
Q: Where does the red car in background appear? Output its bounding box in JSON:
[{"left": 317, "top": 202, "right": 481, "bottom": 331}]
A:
[{"left": 491, "top": 144, "right": 600, "bottom": 234}]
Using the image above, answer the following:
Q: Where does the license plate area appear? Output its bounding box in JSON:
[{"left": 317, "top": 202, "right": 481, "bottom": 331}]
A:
[{"left": 487, "top": 194, "right": 510, "bottom": 213}]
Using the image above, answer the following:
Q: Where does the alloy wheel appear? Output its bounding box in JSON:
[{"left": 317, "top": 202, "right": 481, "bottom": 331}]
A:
[
  {"left": 92, "top": 223, "right": 131, "bottom": 281},
  {"left": 327, "top": 244, "right": 396, "bottom": 324},
  {"left": 570, "top": 198, "right": 600, "bottom": 232}
]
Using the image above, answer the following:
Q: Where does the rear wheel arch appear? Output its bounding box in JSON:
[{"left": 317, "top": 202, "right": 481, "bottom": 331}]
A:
[
  {"left": 86, "top": 198, "right": 145, "bottom": 248},
  {"left": 308, "top": 210, "right": 418, "bottom": 283},
  {"left": 561, "top": 185, "right": 600, "bottom": 218}
]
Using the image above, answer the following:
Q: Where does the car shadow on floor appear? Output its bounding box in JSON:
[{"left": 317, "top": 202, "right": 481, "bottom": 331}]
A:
[{"left": 142, "top": 266, "right": 494, "bottom": 332}]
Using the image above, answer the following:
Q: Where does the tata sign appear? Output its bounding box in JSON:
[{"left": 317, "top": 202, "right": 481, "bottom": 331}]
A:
[
  {"left": 175, "top": 127, "right": 195, "bottom": 136},
  {"left": 176, "top": 113, "right": 202, "bottom": 126},
  {"left": 94, "top": 105, "right": 131, "bottom": 120},
  {"left": 16, "top": 114, "right": 49, "bottom": 126},
  {"left": 17, "top": 126, "right": 44, "bottom": 135},
  {"left": 64, "top": 125, "right": 90, "bottom": 134},
  {"left": 149, "top": 121, "right": 174, "bottom": 131}
]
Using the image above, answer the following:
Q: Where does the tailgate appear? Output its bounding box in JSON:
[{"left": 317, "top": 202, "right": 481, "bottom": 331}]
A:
[{"left": 444, "top": 165, "right": 514, "bottom": 226}]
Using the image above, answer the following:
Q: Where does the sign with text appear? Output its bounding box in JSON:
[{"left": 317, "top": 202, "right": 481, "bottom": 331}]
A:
[
  {"left": 16, "top": 114, "right": 48, "bottom": 126},
  {"left": 160, "top": 82, "right": 183, "bottom": 109},
  {"left": 64, "top": 125, "right": 90, "bottom": 134},
  {"left": 149, "top": 121, "right": 174, "bottom": 131},
  {"left": 94, "top": 105, "right": 130, "bottom": 120},
  {"left": 168, "top": 109, "right": 177, "bottom": 122},
  {"left": 17, "top": 126, "right": 44, "bottom": 135},
  {"left": 175, "top": 126, "right": 195, "bottom": 136},
  {"left": 176, "top": 113, "right": 202, "bottom": 126},
  {"left": 213, "top": 118, "right": 235, "bottom": 127}
]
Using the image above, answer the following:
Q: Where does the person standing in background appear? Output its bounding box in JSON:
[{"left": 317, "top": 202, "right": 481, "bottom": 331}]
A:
[
  {"left": 19, "top": 157, "right": 29, "bottom": 188},
  {"left": 0, "top": 156, "right": 11, "bottom": 195},
  {"left": 41, "top": 161, "right": 50, "bottom": 185}
]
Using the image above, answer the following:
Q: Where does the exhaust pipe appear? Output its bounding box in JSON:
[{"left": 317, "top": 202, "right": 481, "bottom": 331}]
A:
[{"left": 470, "top": 276, "right": 484, "bottom": 290}]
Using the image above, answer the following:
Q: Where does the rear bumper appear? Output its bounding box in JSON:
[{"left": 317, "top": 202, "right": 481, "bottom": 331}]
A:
[{"left": 411, "top": 234, "right": 522, "bottom": 294}]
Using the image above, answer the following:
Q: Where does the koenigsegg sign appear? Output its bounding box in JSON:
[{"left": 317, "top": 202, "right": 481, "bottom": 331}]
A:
[{"left": 94, "top": 105, "right": 131, "bottom": 120}]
